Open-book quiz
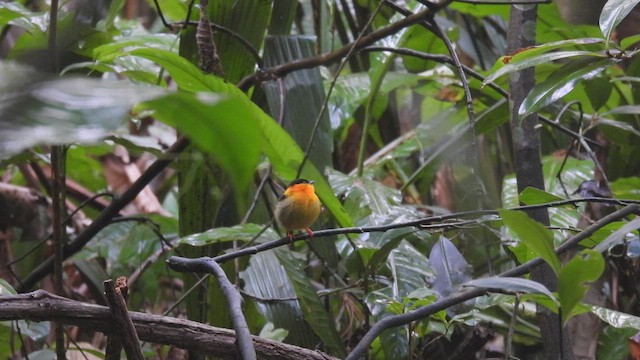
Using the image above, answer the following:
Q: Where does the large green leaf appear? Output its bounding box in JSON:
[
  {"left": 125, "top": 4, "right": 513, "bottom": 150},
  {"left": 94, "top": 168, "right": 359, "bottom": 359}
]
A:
[
  {"left": 140, "top": 92, "right": 262, "bottom": 201},
  {"left": 499, "top": 209, "right": 561, "bottom": 274},
  {"left": 558, "top": 250, "right": 605, "bottom": 323},
  {"left": 518, "top": 57, "right": 616, "bottom": 118},
  {"left": 274, "top": 248, "right": 346, "bottom": 357},
  {"left": 599, "top": 0, "right": 640, "bottom": 43},
  {"left": 0, "top": 61, "right": 166, "bottom": 158}
]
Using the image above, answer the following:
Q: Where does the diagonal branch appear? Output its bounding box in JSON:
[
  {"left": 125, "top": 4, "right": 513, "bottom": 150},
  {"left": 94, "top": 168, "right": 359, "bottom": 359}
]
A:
[{"left": 169, "top": 258, "right": 256, "bottom": 360}]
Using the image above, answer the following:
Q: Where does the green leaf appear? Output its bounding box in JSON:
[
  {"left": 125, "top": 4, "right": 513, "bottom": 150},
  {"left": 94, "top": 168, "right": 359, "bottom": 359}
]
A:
[
  {"left": 599, "top": 0, "right": 640, "bottom": 43},
  {"left": 275, "top": 248, "right": 346, "bottom": 357},
  {"left": 177, "top": 224, "right": 273, "bottom": 246},
  {"left": 558, "top": 250, "right": 604, "bottom": 323},
  {"left": 499, "top": 209, "right": 561, "bottom": 274},
  {"left": 519, "top": 187, "right": 564, "bottom": 205},
  {"left": 589, "top": 305, "right": 640, "bottom": 330},
  {"left": 484, "top": 49, "right": 605, "bottom": 87},
  {"left": 140, "top": 92, "right": 262, "bottom": 201},
  {"left": 518, "top": 58, "right": 616, "bottom": 118},
  {"left": 464, "top": 277, "right": 557, "bottom": 301},
  {"left": 611, "top": 176, "right": 640, "bottom": 199},
  {"left": 0, "top": 278, "right": 16, "bottom": 295},
  {"left": 0, "top": 62, "right": 166, "bottom": 157},
  {"left": 129, "top": 48, "right": 230, "bottom": 92}
]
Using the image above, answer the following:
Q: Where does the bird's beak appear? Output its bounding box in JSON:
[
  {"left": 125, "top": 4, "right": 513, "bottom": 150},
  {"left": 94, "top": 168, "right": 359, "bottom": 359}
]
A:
[{"left": 310, "top": 180, "right": 315, "bottom": 184}]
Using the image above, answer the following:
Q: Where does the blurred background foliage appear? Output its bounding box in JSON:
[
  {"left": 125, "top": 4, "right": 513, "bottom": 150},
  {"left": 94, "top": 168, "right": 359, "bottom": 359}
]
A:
[{"left": 1, "top": 0, "right": 640, "bottom": 359}]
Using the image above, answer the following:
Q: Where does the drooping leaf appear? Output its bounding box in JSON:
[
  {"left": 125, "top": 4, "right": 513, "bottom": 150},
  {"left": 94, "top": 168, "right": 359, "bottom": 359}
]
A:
[
  {"left": 139, "top": 92, "right": 262, "bottom": 201},
  {"left": 599, "top": 0, "right": 640, "bottom": 43},
  {"left": 499, "top": 209, "right": 561, "bottom": 274},
  {"left": 558, "top": 250, "right": 605, "bottom": 323},
  {"left": 0, "top": 62, "right": 166, "bottom": 158},
  {"left": 518, "top": 58, "right": 617, "bottom": 118}
]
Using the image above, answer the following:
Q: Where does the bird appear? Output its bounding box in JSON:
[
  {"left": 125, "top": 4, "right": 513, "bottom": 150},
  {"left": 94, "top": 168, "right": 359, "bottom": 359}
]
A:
[{"left": 274, "top": 178, "right": 321, "bottom": 241}]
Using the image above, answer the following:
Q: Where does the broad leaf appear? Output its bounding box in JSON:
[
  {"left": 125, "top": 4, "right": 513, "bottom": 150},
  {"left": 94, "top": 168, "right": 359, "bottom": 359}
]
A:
[
  {"left": 558, "top": 250, "right": 605, "bottom": 323},
  {"left": 499, "top": 209, "right": 561, "bottom": 274},
  {"left": 240, "top": 250, "right": 317, "bottom": 347},
  {"left": 140, "top": 92, "right": 262, "bottom": 200},
  {"left": 0, "top": 62, "right": 166, "bottom": 157}
]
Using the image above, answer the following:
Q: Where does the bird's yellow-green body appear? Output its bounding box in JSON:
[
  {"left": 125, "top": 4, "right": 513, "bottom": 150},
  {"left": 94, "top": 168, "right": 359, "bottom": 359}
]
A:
[{"left": 275, "top": 179, "right": 321, "bottom": 239}]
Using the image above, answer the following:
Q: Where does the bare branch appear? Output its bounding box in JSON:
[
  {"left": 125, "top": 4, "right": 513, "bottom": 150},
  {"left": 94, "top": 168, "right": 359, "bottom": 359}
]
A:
[{"left": 0, "top": 290, "right": 337, "bottom": 360}]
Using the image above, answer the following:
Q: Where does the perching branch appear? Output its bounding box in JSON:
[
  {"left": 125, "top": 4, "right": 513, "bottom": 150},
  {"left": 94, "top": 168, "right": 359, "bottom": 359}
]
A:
[
  {"left": 345, "top": 203, "right": 640, "bottom": 360},
  {"left": 0, "top": 290, "right": 337, "bottom": 360},
  {"left": 168, "top": 197, "right": 640, "bottom": 268},
  {"left": 168, "top": 258, "right": 256, "bottom": 360}
]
